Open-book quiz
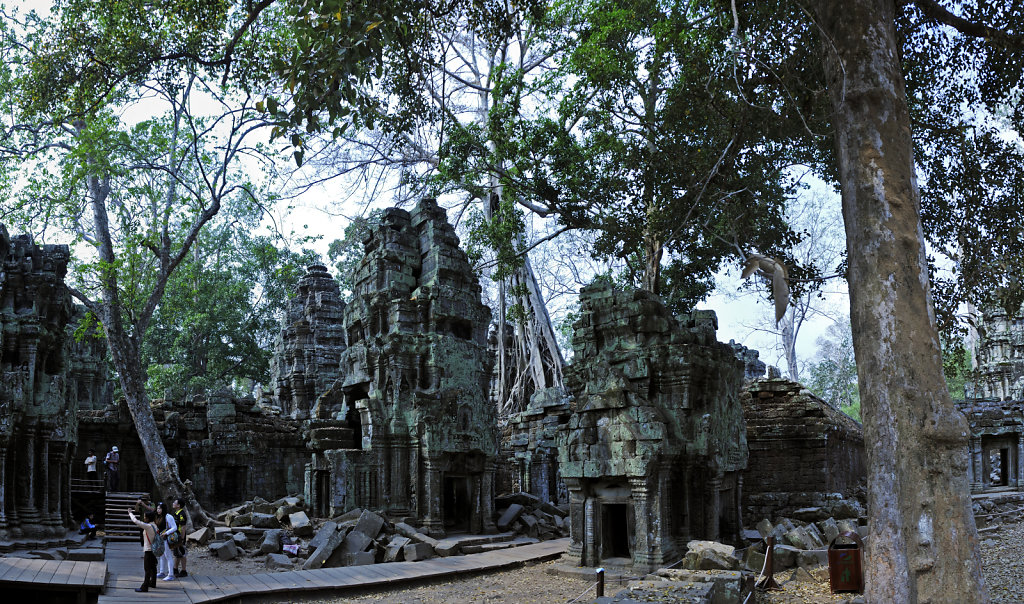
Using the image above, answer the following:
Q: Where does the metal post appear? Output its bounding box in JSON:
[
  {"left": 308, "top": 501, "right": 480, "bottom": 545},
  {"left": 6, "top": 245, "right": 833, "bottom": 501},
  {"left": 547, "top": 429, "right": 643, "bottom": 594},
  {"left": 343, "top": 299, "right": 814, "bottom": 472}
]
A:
[{"left": 596, "top": 567, "right": 605, "bottom": 597}]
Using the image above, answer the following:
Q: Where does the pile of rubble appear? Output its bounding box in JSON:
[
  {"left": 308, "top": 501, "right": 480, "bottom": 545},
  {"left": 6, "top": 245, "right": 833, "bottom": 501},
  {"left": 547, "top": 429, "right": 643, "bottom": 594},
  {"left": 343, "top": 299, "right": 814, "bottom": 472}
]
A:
[
  {"left": 189, "top": 491, "right": 568, "bottom": 572},
  {"left": 493, "top": 492, "right": 569, "bottom": 539}
]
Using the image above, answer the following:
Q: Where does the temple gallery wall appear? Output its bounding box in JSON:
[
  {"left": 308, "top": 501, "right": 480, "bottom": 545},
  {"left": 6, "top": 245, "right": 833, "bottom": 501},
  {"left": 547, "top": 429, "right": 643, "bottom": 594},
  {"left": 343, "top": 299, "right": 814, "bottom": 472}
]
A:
[{"left": 0, "top": 201, "right": 877, "bottom": 572}]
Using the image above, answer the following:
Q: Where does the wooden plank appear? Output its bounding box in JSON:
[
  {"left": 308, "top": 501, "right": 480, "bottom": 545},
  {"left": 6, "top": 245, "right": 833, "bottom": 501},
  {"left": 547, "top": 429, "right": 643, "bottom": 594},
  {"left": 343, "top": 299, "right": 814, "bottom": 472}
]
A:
[
  {"left": 206, "top": 574, "right": 243, "bottom": 599},
  {"left": 184, "top": 574, "right": 224, "bottom": 602},
  {"left": 64, "top": 560, "right": 88, "bottom": 585},
  {"left": 239, "top": 572, "right": 277, "bottom": 592},
  {"left": 292, "top": 569, "right": 334, "bottom": 589},
  {"left": 48, "top": 560, "right": 77, "bottom": 586},
  {"left": 32, "top": 559, "right": 64, "bottom": 585},
  {"left": 0, "top": 559, "right": 24, "bottom": 582},
  {"left": 85, "top": 561, "right": 107, "bottom": 587},
  {"left": 10, "top": 559, "right": 46, "bottom": 583},
  {"left": 223, "top": 572, "right": 264, "bottom": 597},
  {"left": 248, "top": 571, "right": 293, "bottom": 592}
]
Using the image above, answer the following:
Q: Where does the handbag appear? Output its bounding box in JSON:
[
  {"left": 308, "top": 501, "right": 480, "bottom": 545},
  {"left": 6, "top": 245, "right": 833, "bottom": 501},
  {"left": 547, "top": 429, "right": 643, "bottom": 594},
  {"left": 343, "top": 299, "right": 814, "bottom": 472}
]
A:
[{"left": 167, "top": 529, "right": 183, "bottom": 549}]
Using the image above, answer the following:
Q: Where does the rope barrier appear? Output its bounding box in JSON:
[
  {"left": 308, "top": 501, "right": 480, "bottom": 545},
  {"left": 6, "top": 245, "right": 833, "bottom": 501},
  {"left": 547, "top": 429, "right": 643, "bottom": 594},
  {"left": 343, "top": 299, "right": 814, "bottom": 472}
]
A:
[{"left": 566, "top": 581, "right": 598, "bottom": 603}]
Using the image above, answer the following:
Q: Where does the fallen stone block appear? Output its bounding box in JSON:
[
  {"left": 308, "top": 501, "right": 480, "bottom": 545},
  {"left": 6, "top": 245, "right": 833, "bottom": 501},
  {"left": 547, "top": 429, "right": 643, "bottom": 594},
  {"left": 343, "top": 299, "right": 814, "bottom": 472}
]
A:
[
  {"left": 797, "top": 549, "right": 827, "bottom": 568},
  {"left": 228, "top": 513, "right": 252, "bottom": 528},
  {"left": 385, "top": 536, "right": 411, "bottom": 562},
  {"left": 276, "top": 504, "right": 302, "bottom": 521},
  {"left": 302, "top": 528, "right": 347, "bottom": 570},
  {"left": 251, "top": 513, "right": 280, "bottom": 529},
  {"left": 772, "top": 544, "right": 799, "bottom": 569},
  {"left": 403, "top": 542, "right": 434, "bottom": 561},
  {"left": 353, "top": 509, "right": 386, "bottom": 539},
  {"left": 260, "top": 529, "right": 283, "bottom": 554},
  {"left": 66, "top": 549, "right": 103, "bottom": 562},
  {"left": 232, "top": 532, "right": 248, "bottom": 548},
  {"left": 343, "top": 551, "right": 376, "bottom": 566},
  {"left": 309, "top": 521, "right": 339, "bottom": 550},
  {"left": 210, "top": 539, "right": 239, "bottom": 561},
  {"left": 650, "top": 569, "right": 744, "bottom": 603},
  {"left": 496, "top": 504, "right": 525, "bottom": 531},
  {"left": 792, "top": 507, "right": 828, "bottom": 522},
  {"left": 520, "top": 513, "right": 539, "bottom": 537},
  {"left": 188, "top": 527, "right": 213, "bottom": 545},
  {"left": 289, "top": 511, "right": 314, "bottom": 537},
  {"left": 214, "top": 526, "right": 233, "bottom": 540},
  {"left": 817, "top": 517, "right": 841, "bottom": 544},
  {"left": 340, "top": 529, "right": 373, "bottom": 554},
  {"left": 334, "top": 508, "right": 364, "bottom": 523},
  {"left": 395, "top": 522, "right": 440, "bottom": 548},
  {"left": 495, "top": 492, "right": 540, "bottom": 508},
  {"left": 266, "top": 553, "right": 294, "bottom": 570},
  {"left": 252, "top": 498, "right": 277, "bottom": 515},
  {"left": 684, "top": 540, "right": 738, "bottom": 571}
]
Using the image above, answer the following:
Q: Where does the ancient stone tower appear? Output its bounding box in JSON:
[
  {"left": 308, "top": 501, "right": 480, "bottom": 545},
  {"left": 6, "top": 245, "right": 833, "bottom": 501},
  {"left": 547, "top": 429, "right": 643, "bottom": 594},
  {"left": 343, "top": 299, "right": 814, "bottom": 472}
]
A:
[
  {"left": 270, "top": 264, "right": 347, "bottom": 420},
  {"left": 558, "top": 284, "right": 748, "bottom": 573},
  {"left": 304, "top": 199, "right": 497, "bottom": 536},
  {"left": 0, "top": 224, "right": 77, "bottom": 542}
]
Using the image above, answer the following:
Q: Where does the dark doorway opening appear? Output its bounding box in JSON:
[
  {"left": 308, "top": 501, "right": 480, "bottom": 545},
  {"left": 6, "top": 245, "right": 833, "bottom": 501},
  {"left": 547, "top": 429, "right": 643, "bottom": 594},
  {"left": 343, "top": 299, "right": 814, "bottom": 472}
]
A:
[
  {"left": 601, "top": 503, "right": 631, "bottom": 560},
  {"left": 1001, "top": 448, "right": 1010, "bottom": 486},
  {"left": 444, "top": 476, "right": 471, "bottom": 532},
  {"left": 315, "top": 470, "right": 330, "bottom": 517},
  {"left": 214, "top": 466, "right": 248, "bottom": 507}
]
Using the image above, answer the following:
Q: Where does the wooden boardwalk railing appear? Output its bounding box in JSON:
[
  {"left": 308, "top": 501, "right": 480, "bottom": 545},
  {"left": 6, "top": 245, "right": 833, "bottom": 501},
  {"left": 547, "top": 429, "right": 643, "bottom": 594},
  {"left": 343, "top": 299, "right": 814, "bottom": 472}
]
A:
[{"left": 0, "top": 557, "right": 106, "bottom": 604}]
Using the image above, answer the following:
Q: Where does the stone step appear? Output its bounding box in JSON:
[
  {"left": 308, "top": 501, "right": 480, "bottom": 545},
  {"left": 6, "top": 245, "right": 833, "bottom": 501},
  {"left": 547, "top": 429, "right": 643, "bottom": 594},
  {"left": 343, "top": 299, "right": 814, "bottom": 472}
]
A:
[
  {"left": 433, "top": 532, "right": 517, "bottom": 556},
  {"left": 461, "top": 536, "right": 540, "bottom": 554},
  {"left": 67, "top": 547, "right": 105, "bottom": 561}
]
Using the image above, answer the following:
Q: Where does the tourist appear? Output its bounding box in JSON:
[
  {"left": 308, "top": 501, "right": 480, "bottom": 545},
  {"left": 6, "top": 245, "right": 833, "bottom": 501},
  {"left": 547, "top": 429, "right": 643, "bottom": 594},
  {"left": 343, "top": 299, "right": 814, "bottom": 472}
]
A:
[
  {"left": 104, "top": 446, "right": 120, "bottom": 491},
  {"left": 79, "top": 513, "right": 98, "bottom": 539},
  {"left": 171, "top": 498, "right": 189, "bottom": 577},
  {"left": 154, "top": 502, "right": 178, "bottom": 581},
  {"left": 84, "top": 449, "right": 98, "bottom": 481},
  {"left": 128, "top": 509, "right": 158, "bottom": 592}
]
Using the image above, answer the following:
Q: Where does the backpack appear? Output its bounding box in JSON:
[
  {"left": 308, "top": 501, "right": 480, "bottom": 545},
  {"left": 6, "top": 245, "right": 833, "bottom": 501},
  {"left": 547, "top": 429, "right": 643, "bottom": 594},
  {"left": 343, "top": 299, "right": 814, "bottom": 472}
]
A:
[
  {"left": 167, "top": 529, "right": 183, "bottom": 549},
  {"left": 151, "top": 529, "right": 165, "bottom": 557}
]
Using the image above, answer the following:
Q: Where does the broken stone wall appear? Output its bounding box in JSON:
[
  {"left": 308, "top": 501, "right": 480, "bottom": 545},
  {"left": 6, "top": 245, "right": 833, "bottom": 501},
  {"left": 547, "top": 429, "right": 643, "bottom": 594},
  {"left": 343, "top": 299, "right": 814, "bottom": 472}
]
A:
[
  {"left": 741, "top": 377, "right": 866, "bottom": 522},
  {"left": 78, "top": 389, "right": 308, "bottom": 508},
  {"left": 558, "top": 284, "right": 748, "bottom": 573},
  {"left": 0, "top": 224, "right": 77, "bottom": 545},
  {"left": 303, "top": 199, "right": 497, "bottom": 537},
  {"left": 506, "top": 387, "right": 572, "bottom": 505}
]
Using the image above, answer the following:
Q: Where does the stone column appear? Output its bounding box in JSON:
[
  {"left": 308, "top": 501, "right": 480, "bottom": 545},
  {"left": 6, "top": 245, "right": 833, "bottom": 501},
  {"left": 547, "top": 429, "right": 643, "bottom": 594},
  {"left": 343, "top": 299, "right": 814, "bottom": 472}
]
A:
[
  {"left": 565, "top": 480, "right": 585, "bottom": 566},
  {"left": 970, "top": 439, "right": 983, "bottom": 492},
  {"left": 583, "top": 494, "right": 597, "bottom": 567},
  {"left": 1017, "top": 432, "right": 1024, "bottom": 490},
  {"left": 734, "top": 474, "right": 744, "bottom": 544},
  {"left": 420, "top": 456, "right": 444, "bottom": 537},
  {"left": 630, "top": 476, "right": 655, "bottom": 572},
  {"left": 39, "top": 434, "right": 52, "bottom": 533},
  {"left": 6, "top": 438, "right": 21, "bottom": 536},
  {"left": 704, "top": 473, "right": 722, "bottom": 542},
  {"left": 18, "top": 426, "right": 42, "bottom": 531},
  {"left": 480, "top": 460, "right": 497, "bottom": 534},
  {"left": 0, "top": 441, "right": 8, "bottom": 534}
]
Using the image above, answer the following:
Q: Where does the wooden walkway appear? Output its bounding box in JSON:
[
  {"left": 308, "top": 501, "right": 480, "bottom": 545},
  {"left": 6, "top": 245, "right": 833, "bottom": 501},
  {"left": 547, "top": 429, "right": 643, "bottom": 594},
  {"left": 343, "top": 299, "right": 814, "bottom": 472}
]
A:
[
  {"left": 0, "top": 556, "right": 106, "bottom": 603},
  {"left": 99, "top": 538, "right": 568, "bottom": 603}
]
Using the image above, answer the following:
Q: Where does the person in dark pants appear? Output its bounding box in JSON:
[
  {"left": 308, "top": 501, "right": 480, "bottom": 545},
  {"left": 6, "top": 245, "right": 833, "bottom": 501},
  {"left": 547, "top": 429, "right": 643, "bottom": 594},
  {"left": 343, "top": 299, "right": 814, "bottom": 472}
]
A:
[
  {"left": 79, "top": 513, "right": 98, "bottom": 539},
  {"left": 129, "top": 510, "right": 158, "bottom": 592},
  {"left": 104, "top": 446, "right": 120, "bottom": 492}
]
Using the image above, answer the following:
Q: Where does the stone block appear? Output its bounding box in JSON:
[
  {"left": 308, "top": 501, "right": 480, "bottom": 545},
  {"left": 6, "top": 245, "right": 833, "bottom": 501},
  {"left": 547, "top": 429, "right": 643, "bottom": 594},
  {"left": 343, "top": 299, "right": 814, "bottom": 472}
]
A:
[
  {"left": 797, "top": 549, "right": 827, "bottom": 568},
  {"left": 266, "top": 553, "right": 294, "bottom": 570},
  {"left": 188, "top": 527, "right": 213, "bottom": 545},
  {"left": 353, "top": 509, "right": 385, "bottom": 539},
  {"left": 792, "top": 507, "right": 828, "bottom": 522},
  {"left": 214, "top": 526, "right": 234, "bottom": 540},
  {"left": 385, "top": 536, "right": 411, "bottom": 562},
  {"left": 684, "top": 540, "right": 738, "bottom": 571},
  {"left": 302, "top": 527, "right": 347, "bottom": 570},
  {"left": 395, "top": 522, "right": 440, "bottom": 548},
  {"left": 520, "top": 513, "right": 539, "bottom": 538},
  {"left": 251, "top": 513, "right": 280, "bottom": 528},
  {"left": 210, "top": 539, "right": 239, "bottom": 561},
  {"left": 771, "top": 544, "right": 799, "bottom": 569},
  {"left": 341, "top": 530, "right": 373, "bottom": 554},
  {"left": 232, "top": 532, "right": 248, "bottom": 548},
  {"left": 260, "top": 529, "right": 283, "bottom": 554},
  {"left": 276, "top": 504, "right": 302, "bottom": 521},
  {"left": 817, "top": 518, "right": 841, "bottom": 545},
  {"left": 252, "top": 498, "right": 277, "bottom": 514},
  {"left": 403, "top": 542, "right": 434, "bottom": 561},
  {"left": 342, "top": 551, "right": 376, "bottom": 566},
  {"left": 229, "top": 513, "right": 252, "bottom": 527},
  {"left": 496, "top": 504, "right": 525, "bottom": 531},
  {"left": 309, "top": 521, "right": 338, "bottom": 550},
  {"left": 289, "top": 511, "right": 314, "bottom": 536}
]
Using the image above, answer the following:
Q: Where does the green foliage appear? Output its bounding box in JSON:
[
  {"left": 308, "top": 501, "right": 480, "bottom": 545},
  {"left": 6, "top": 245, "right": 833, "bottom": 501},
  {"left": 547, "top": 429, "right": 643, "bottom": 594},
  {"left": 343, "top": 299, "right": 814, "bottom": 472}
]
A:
[
  {"left": 941, "top": 342, "right": 973, "bottom": 402},
  {"left": 805, "top": 321, "right": 861, "bottom": 422},
  {"left": 327, "top": 209, "right": 382, "bottom": 300},
  {"left": 141, "top": 204, "right": 321, "bottom": 397}
]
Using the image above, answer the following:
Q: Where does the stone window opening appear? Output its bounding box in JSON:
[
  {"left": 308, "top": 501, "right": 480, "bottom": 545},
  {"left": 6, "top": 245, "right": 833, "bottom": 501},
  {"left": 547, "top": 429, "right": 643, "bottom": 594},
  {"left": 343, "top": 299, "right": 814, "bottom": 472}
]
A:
[
  {"left": 450, "top": 319, "right": 472, "bottom": 341},
  {"left": 313, "top": 469, "right": 331, "bottom": 517},
  {"left": 989, "top": 449, "right": 1009, "bottom": 486},
  {"left": 348, "top": 321, "right": 363, "bottom": 345}
]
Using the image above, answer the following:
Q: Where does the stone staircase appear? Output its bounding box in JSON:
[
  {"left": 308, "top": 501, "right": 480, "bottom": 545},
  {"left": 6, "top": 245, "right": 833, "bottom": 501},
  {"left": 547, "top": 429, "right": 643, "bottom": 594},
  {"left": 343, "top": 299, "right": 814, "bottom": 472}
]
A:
[{"left": 103, "top": 491, "right": 149, "bottom": 542}]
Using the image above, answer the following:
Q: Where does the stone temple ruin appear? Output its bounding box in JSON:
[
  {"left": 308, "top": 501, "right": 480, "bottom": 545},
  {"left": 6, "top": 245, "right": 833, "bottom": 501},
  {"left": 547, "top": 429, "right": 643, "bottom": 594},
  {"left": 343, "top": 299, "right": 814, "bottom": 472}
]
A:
[
  {"left": 556, "top": 284, "right": 749, "bottom": 573},
  {"left": 304, "top": 199, "right": 498, "bottom": 537},
  {"left": 741, "top": 377, "right": 866, "bottom": 521},
  {"left": 960, "top": 305, "right": 1024, "bottom": 494},
  {"left": 0, "top": 225, "right": 77, "bottom": 546}
]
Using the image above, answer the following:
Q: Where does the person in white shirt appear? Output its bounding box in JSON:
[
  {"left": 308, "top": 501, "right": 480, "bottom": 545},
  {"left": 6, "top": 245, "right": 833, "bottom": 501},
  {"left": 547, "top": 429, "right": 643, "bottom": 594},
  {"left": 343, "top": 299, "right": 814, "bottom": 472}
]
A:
[
  {"left": 155, "top": 501, "right": 177, "bottom": 580},
  {"left": 84, "top": 449, "right": 98, "bottom": 480}
]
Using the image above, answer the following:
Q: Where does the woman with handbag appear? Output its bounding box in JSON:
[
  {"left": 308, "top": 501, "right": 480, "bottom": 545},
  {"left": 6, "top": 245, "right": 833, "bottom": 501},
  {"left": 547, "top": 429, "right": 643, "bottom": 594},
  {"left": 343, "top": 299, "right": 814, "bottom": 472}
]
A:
[
  {"left": 155, "top": 502, "right": 178, "bottom": 581},
  {"left": 128, "top": 510, "right": 159, "bottom": 592}
]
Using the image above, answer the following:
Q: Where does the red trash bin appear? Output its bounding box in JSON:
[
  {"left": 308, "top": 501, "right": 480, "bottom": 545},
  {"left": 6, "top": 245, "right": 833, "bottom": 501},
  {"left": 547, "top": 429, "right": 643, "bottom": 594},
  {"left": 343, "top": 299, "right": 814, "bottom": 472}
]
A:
[{"left": 828, "top": 531, "right": 864, "bottom": 593}]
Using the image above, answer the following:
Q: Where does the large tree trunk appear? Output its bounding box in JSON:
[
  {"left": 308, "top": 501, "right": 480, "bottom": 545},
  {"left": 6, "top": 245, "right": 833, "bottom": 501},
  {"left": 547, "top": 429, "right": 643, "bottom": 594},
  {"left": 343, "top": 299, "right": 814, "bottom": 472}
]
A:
[
  {"left": 812, "top": 0, "right": 986, "bottom": 600},
  {"left": 105, "top": 326, "right": 213, "bottom": 528}
]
